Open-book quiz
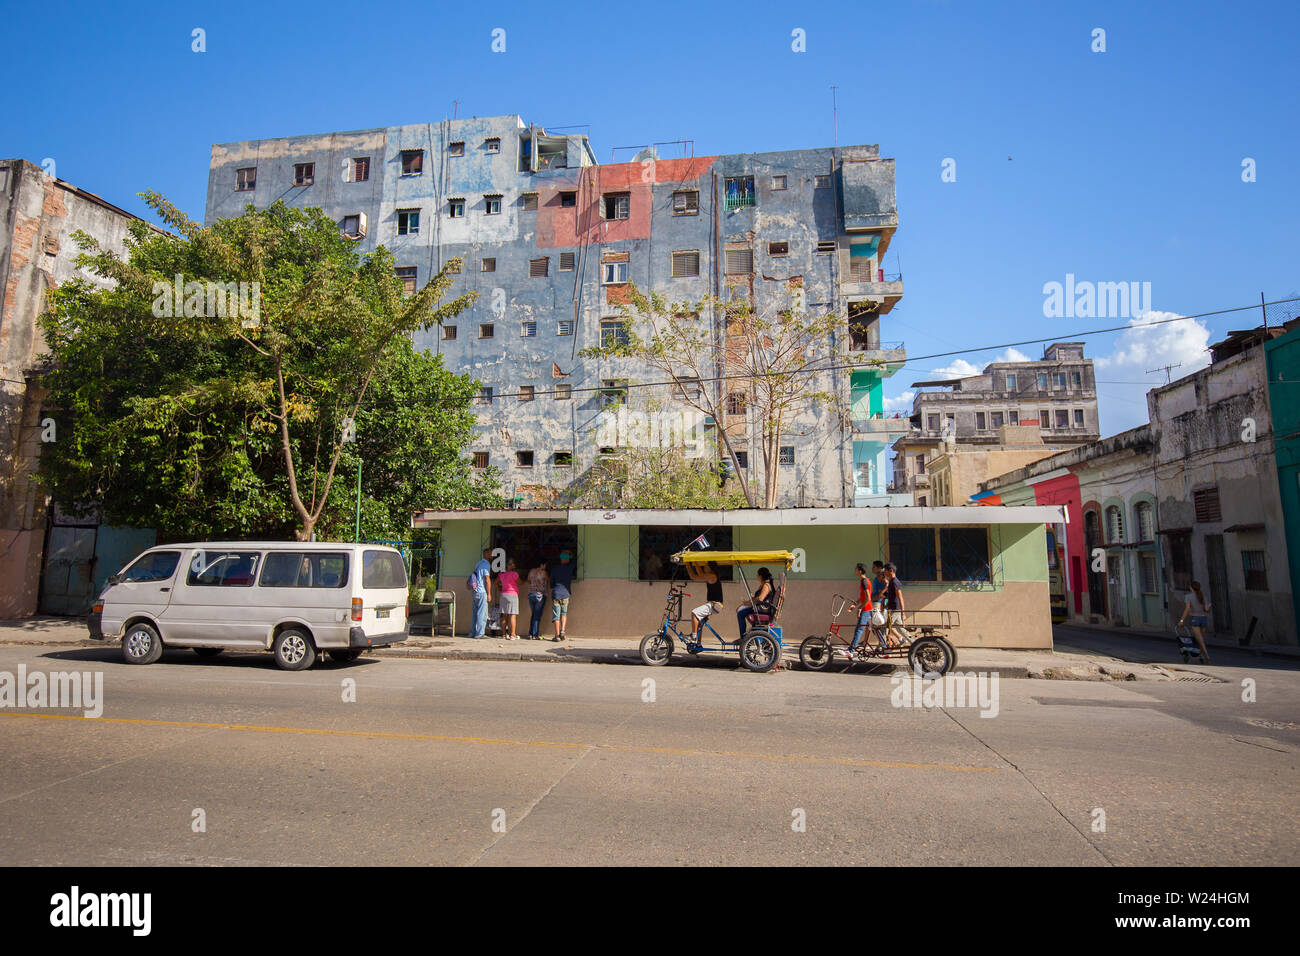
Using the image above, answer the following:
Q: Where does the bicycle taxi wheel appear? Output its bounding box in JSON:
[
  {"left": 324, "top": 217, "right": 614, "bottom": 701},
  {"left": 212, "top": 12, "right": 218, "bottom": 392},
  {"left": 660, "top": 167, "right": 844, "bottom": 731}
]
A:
[
  {"left": 640, "top": 631, "right": 674, "bottom": 666},
  {"left": 908, "top": 636, "right": 954, "bottom": 677},
  {"left": 799, "top": 635, "right": 835, "bottom": 671},
  {"left": 740, "top": 627, "right": 781, "bottom": 673}
]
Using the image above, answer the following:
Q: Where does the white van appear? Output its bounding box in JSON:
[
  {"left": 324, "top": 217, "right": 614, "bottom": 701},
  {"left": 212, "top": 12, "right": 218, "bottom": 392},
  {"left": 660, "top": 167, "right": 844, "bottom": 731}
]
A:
[{"left": 88, "top": 542, "right": 409, "bottom": 670}]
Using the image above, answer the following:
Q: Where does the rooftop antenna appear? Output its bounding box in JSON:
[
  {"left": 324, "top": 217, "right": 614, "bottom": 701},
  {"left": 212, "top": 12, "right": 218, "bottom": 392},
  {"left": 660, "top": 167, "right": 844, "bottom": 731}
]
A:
[
  {"left": 451, "top": 100, "right": 459, "bottom": 120},
  {"left": 1146, "top": 362, "right": 1182, "bottom": 384},
  {"left": 831, "top": 85, "right": 839, "bottom": 146}
]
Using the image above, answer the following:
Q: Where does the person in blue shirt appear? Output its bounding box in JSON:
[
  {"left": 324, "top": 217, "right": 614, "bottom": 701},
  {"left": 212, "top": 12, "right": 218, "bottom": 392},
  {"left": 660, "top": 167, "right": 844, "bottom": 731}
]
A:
[
  {"left": 548, "top": 551, "right": 577, "bottom": 641},
  {"left": 470, "top": 547, "right": 492, "bottom": 638}
]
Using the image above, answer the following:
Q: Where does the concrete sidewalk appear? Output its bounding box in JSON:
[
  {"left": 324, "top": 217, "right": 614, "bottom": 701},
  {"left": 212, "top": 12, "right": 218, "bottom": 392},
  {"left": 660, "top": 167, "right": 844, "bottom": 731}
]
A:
[
  {"left": 0, "top": 615, "right": 1204, "bottom": 681},
  {"left": 1054, "top": 618, "right": 1300, "bottom": 661}
]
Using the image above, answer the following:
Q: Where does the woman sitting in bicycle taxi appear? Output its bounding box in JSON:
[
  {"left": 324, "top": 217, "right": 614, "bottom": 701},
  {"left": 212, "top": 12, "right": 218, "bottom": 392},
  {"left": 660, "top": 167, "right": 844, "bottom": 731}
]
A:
[{"left": 736, "top": 567, "right": 776, "bottom": 641}]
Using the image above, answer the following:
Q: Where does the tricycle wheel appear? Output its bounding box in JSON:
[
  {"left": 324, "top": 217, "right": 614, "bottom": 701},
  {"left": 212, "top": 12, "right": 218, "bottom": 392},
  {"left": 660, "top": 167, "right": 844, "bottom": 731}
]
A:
[
  {"left": 640, "top": 632, "right": 674, "bottom": 666},
  {"left": 937, "top": 636, "right": 957, "bottom": 669},
  {"left": 799, "top": 635, "right": 834, "bottom": 672},
  {"left": 741, "top": 629, "right": 780, "bottom": 673},
  {"left": 908, "top": 636, "right": 954, "bottom": 677}
]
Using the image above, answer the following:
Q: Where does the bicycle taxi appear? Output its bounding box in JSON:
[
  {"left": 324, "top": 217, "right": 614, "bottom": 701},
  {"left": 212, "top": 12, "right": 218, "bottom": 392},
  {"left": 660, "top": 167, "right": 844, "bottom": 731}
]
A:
[
  {"left": 638, "top": 549, "right": 793, "bottom": 673},
  {"left": 798, "top": 593, "right": 959, "bottom": 676}
]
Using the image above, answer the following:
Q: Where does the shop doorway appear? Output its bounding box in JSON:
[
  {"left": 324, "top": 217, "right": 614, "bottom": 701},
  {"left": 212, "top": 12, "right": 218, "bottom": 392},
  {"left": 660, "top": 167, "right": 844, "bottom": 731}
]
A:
[{"left": 490, "top": 525, "right": 578, "bottom": 573}]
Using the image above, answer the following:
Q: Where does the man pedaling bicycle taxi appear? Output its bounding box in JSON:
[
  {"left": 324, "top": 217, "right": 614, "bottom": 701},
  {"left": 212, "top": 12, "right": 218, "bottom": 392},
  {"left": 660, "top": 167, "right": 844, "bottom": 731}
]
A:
[
  {"left": 686, "top": 560, "right": 724, "bottom": 643},
  {"left": 844, "top": 562, "right": 884, "bottom": 659}
]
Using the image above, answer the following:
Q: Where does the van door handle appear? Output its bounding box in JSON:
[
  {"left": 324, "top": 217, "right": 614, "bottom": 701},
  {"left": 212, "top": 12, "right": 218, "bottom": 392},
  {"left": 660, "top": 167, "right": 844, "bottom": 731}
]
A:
[{"left": 160, "top": 587, "right": 171, "bottom": 592}]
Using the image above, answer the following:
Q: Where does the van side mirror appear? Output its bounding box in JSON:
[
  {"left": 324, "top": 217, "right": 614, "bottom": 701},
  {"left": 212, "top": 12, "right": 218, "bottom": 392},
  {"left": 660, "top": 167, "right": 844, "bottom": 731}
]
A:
[{"left": 107, "top": 572, "right": 123, "bottom": 586}]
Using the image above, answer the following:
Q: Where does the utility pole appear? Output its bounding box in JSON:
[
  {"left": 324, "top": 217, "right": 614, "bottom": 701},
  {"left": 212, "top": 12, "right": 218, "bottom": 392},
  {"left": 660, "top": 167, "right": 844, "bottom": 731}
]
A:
[
  {"left": 1147, "top": 363, "right": 1182, "bottom": 384},
  {"left": 830, "top": 85, "right": 838, "bottom": 147}
]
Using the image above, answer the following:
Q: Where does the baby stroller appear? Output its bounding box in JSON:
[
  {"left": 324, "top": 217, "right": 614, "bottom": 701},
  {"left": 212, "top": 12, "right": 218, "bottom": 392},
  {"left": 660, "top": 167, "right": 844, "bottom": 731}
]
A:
[
  {"left": 1175, "top": 622, "right": 1201, "bottom": 663},
  {"left": 486, "top": 605, "right": 503, "bottom": 638}
]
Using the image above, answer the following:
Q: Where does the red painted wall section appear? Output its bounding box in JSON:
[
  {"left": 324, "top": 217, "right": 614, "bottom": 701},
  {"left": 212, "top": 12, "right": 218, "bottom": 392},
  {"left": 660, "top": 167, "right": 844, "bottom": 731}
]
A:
[
  {"left": 536, "top": 156, "right": 717, "bottom": 250},
  {"left": 1032, "top": 473, "right": 1084, "bottom": 613}
]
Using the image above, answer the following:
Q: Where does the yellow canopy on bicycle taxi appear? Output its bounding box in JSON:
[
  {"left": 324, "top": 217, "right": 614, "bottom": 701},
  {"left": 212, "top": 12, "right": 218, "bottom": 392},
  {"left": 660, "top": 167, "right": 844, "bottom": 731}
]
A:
[{"left": 671, "top": 549, "right": 795, "bottom": 568}]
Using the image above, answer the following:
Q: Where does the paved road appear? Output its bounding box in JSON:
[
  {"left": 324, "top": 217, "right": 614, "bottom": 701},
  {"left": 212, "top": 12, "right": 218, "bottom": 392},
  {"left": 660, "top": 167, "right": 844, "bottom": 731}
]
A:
[{"left": 0, "top": 642, "right": 1296, "bottom": 866}]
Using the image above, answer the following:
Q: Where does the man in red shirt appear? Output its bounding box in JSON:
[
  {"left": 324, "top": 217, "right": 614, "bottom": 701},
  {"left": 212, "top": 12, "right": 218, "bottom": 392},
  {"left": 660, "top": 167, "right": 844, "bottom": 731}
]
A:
[{"left": 845, "top": 563, "right": 875, "bottom": 657}]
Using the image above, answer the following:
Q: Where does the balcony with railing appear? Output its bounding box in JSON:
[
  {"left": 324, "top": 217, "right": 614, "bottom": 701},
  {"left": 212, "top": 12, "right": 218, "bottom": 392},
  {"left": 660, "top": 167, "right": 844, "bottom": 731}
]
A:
[{"left": 852, "top": 412, "right": 912, "bottom": 436}]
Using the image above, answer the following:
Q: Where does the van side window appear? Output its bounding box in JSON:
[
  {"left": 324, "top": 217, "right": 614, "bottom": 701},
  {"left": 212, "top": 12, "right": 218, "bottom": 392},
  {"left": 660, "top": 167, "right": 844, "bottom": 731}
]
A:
[
  {"left": 121, "top": 551, "right": 181, "bottom": 583},
  {"left": 259, "top": 552, "right": 350, "bottom": 588},
  {"left": 187, "top": 551, "right": 261, "bottom": 587},
  {"left": 362, "top": 550, "right": 407, "bottom": 589}
]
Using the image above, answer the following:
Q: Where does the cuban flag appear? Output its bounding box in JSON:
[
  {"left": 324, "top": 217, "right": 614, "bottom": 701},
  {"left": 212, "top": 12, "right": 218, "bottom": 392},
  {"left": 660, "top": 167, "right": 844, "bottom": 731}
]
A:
[{"left": 692, "top": 534, "right": 710, "bottom": 550}]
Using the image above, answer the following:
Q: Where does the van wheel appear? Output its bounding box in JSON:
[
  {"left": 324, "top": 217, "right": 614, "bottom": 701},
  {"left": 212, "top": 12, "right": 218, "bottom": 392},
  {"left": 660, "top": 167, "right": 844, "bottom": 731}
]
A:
[
  {"left": 273, "top": 628, "right": 317, "bottom": 671},
  {"left": 194, "top": 647, "right": 223, "bottom": 658},
  {"left": 122, "top": 622, "right": 163, "bottom": 665},
  {"left": 327, "top": 649, "right": 362, "bottom": 664}
]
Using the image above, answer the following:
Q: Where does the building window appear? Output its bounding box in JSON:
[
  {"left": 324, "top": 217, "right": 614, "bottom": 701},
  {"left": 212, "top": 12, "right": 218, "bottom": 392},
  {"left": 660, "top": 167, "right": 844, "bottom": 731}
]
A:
[
  {"left": 559, "top": 191, "right": 577, "bottom": 208},
  {"left": 915, "top": 454, "right": 926, "bottom": 474},
  {"left": 400, "top": 150, "right": 423, "bottom": 175},
  {"left": 395, "top": 266, "right": 417, "bottom": 296},
  {"left": 481, "top": 258, "right": 496, "bottom": 273},
  {"left": 672, "top": 190, "right": 699, "bottom": 216},
  {"left": 816, "top": 240, "right": 836, "bottom": 253},
  {"left": 927, "top": 414, "right": 939, "bottom": 432},
  {"left": 521, "top": 321, "right": 537, "bottom": 337},
  {"left": 772, "top": 174, "right": 787, "bottom": 190},
  {"left": 1135, "top": 501, "right": 1154, "bottom": 541},
  {"left": 559, "top": 252, "right": 575, "bottom": 272},
  {"left": 479, "top": 324, "right": 494, "bottom": 339},
  {"left": 672, "top": 251, "right": 700, "bottom": 278},
  {"left": 1074, "top": 409, "right": 1085, "bottom": 428},
  {"left": 557, "top": 320, "right": 573, "bottom": 336},
  {"left": 1006, "top": 373, "right": 1017, "bottom": 391},
  {"left": 940, "top": 528, "right": 991, "bottom": 582},
  {"left": 448, "top": 199, "right": 465, "bottom": 218},
  {"left": 1139, "top": 553, "right": 1158, "bottom": 594},
  {"left": 521, "top": 193, "right": 538, "bottom": 211},
  {"left": 724, "top": 245, "right": 753, "bottom": 275},
  {"left": 602, "top": 192, "right": 630, "bottom": 220},
  {"left": 734, "top": 451, "right": 749, "bottom": 469},
  {"left": 293, "top": 162, "right": 314, "bottom": 186},
  {"left": 1039, "top": 410, "right": 1050, "bottom": 428},
  {"left": 1072, "top": 372, "right": 1082, "bottom": 386},
  {"left": 1055, "top": 409, "right": 1069, "bottom": 429},
  {"left": 726, "top": 392, "right": 747, "bottom": 415},
  {"left": 638, "top": 527, "right": 734, "bottom": 581},
  {"left": 779, "top": 446, "right": 795, "bottom": 466},
  {"left": 553, "top": 451, "right": 573, "bottom": 466},
  {"left": 397, "top": 209, "right": 420, "bottom": 235},
  {"left": 1054, "top": 372, "right": 1067, "bottom": 388},
  {"left": 473, "top": 452, "right": 489, "bottom": 468},
  {"left": 600, "top": 319, "right": 628, "bottom": 347},
  {"left": 477, "top": 387, "right": 493, "bottom": 404},
  {"left": 519, "top": 385, "right": 535, "bottom": 402},
  {"left": 724, "top": 176, "right": 755, "bottom": 210},
  {"left": 768, "top": 241, "right": 789, "bottom": 257},
  {"left": 1105, "top": 505, "right": 1124, "bottom": 544},
  {"left": 600, "top": 379, "right": 628, "bottom": 408},
  {"left": 350, "top": 157, "right": 370, "bottom": 181},
  {"left": 976, "top": 412, "right": 987, "bottom": 430},
  {"left": 1169, "top": 533, "right": 1193, "bottom": 591},
  {"left": 341, "top": 214, "right": 366, "bottom": 239},
  {"left": 1037, "top": 373, "right": 1048, "bottom": 390},
  {"left": 1242, "top": 550, "right": 1268, "bottom": 590},
  {"left": 888, "top": 527, "right": 937, "bottom": 581},
  {"left": 1193, "top": 487, "right": 1221, "bottom": 523},
  {"left": 1009, "top": 410, "right": 1019, "bottom": 424},
  {"left": 676, "top": 377, "right": 702, "bottom": 402},
  {"left": 236, "top": 167, "right": 256, "bottom": 191},
  {"left": 443, "top": 325, "right": 457, "bottom": 340},
  {"left": 484, "top": 195, "right": 502, "bottom": 215},
  {"left": 516, "top": 451, "right": 534, "bottom": 468},
  {"left": 484, "top": 138, "right": 501, "bottom": 153},
  {"left": 554, "top": 384, "right": 572, "bottom": 400},
  {"left": 449, "top": 141, "right": 465, "bottom": 157},
  {"left": 814, "top": 174, "right": 832, "bottom": 189},
  {"left": 602, "top": 261, "right": 628, "bottom": 284},
  {"left": 991, "top": 411, "right": 1004, "bottom": 428},
  {"left": 530, "top": 257, "right": 549, "bottom": 278}
]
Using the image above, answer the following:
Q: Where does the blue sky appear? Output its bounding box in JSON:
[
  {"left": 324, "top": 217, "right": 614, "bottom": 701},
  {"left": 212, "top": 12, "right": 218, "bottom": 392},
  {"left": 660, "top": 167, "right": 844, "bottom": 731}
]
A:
[{"left": 5, "top": 0, "right": 1297, "bottom": 436}]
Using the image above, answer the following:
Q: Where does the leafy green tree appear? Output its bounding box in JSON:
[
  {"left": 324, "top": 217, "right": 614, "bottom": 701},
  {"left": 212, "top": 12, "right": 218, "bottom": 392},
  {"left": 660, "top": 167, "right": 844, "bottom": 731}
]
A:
[{"left": 38, "top": 197, "right": 500, "bottom": 540}]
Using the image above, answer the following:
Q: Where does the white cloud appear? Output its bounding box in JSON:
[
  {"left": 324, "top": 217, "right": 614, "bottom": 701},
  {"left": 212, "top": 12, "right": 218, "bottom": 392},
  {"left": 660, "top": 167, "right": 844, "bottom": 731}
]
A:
[
  {"left": 993, "top": 347, "right": 1032, "bottom": 363},
  {"left": 1092, "top": 311, "right": 1212, "bottom": 434},
  {"left": 883, "top": 390, "right": 915, "bottom": 414},
  {"left": 930, "top": 358, "right": 983, "bottom": 379}
]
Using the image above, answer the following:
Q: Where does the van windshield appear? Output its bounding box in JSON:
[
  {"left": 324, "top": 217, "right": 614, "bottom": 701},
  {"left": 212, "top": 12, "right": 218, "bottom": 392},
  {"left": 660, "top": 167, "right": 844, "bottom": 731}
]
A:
[
  {"left": 362, "top": 550, "right": 407, "bottom": 590},
  {"left": 121, "top": 551, "right": 181, "bottom": 583}
]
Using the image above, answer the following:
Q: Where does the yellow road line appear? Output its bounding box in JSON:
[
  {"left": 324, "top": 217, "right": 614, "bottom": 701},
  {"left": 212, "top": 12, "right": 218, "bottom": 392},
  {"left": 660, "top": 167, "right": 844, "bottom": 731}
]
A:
[{"left": 0, "top": 711, "right": 1001, "bottom": 774}]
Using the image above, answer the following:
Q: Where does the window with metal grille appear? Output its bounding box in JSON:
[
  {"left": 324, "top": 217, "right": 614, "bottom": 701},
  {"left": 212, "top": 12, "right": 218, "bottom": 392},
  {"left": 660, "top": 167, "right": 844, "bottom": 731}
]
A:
[
  {"left": 768, "top": 241, "right": 789, "bottom": 257},
  {"left": 816, "top": 240, "right": 835, "bottom": 253},
  {"left": 397, "top": 209, "right": 420, "bottom": 235},
  {"left": 734, "top": 451, "right": 748, "bottom": 469},
  {"left": 236, "top": 167, "right": 256, "bottom": 191},
  {"left": 672, "top": 190, "right": 699, "bottom": 215},
  {"left": 519, "top": 385, "right": 535, "bottom": 402},
  {"left": 516, "top": 450, "right": 533, "bottom": 468},
  {"left": 560, "top": 191, "right": 576, "bottom": 207},
  {"left": 530, "top": 257, "right": 549, "bottom": 277},
  {"left": 779, "top": 446, "right": 795, "bottom": 466},
  {"left": 557, "top": 320, "right": 573, "bottom": 336},
  {"left": 1135, "top": 501, "right": 1154, "bottom": 541},
  {"left": 724, "top": 177, "right": 755, "bottom": 210},
  {"left": 350, "top": 157, "right": 370, "bottom": 181},
  {"left": 521, "top": 322, "right": 537, "bottom": 337},
  {"left": 814, "top": 174, "right": 831, "bottom": 189},
  {"left": 400, "top": 150, "right": 423, "bottom": 175},
  {"left": 485, "top": 138, "right": 500, "bottom": 153},
  {"left": 1193, "top": 487, "right": 1221, "bottom": 523},
  {"left": 940, "top": 528, "right": 991, "bottom": 582},
  {"left": 772, "top": 175, "right": 787, "bottom": 190},
  {"left": 473, "top": 452, "right": 489, "bottom": 469},
  {"left": 1106, "top": 505, "right": 1124, "bottom": 543},
  {"left": 521, "top": 193, "right": 538, "bottom": 211},
  {"left": 481, "top": 258, "right": 496, "bottom": 272},
  {"left": 443, "top": 325, "right": 457, "bottom": 340},
  {"left": 724, "top": 246, "right": 753, "bottom": 274},
  {"left": 554, "top": 384, "right": 572, "bottom": 399},
  {"left": 479, "top": 324, "right": 494, "bottom": 339},
  {"left": 477, "top": 387, "right": 493, "bottom": 404},
  {"left": 1139, "top": 552, "right": 1158, "bottom": 594},
  {"left": 602, "top": 261, "right": 628, "bottom": 284},
  {"left": 848, "top": 258, "right": 874, "bottom": 282},
  {"left": 726, "top": 392, "right": 747, "bottom": 415},
  {"left": 484, "top": 195, "right": 502, "bottom": 215},
  {"left": 395, "top": 266, "right": 417, "bottom": 296},
  {"left": 448, "top": 199, "right": 465, "bottom": 218},
  {"left": 1168, "top": 533, "right": 1193, "bottom": 590},
  {"left": 559, "top": 252, "right": 575, "bottom": 271},
  {"left": 449, "top": 141, "right": 465, "bottom": 157},
  {"left": 553, "top": 451, "right": 573, "bottom": 466},
  {"left": 888, "top": 527, "right": 937, "bottom": 582},
  {"left": 602, "top": 193, "right": 630, "bottom": 220},
  {"left": 600, "top": 320, "right": 628, "bottom": 347},
  {"left": 671, "top": 251, "right": 700, "bottom": 277},
  {"left": 293, "top": 162, "right": 314, "bottom": 186},
  {"left": 1242, "top": 550, "right": 1268, "bottom": 590}
]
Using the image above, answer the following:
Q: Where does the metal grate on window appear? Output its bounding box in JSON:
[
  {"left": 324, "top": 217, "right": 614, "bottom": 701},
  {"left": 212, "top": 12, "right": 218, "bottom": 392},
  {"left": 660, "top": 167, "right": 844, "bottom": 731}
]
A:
[
  {"left": 559, "top": 252, "right": 575, "bottom": 271},
  {"left": 814, "top": 174, "right": 831, "bottom": 189},
  {"left": 521, "top": 193, "right": 539, "bottom": 211},
  {"left": 530, "top": 257, "right": 549, "bottom": 277},
  {"left": 672, "top": 251, "right": 700, "bottom": 278},
  {"left": 557, "top": 320, "right": 574, "bottom": 336},
  {"left": 1193, "top": 488, "right": 1221, "bottom": 523},
  {"left": 481, "top": 258, "right": 496, "bottom": 272},
  {"left": 778, "top": 446, "right": 795, "bottom": 465},
  {"left": 521, "top": 322, "right": 537, "bottom": 337},
  {"left": 724, "top": 246, "right": 753, "bottom": 275},
  {"left": 672, "top": 190, "right": 699, "bottom": 215},
  {"left": 1241, "top": 550, "right": 1268, "bottom": 590},
  {"left": 724, "top": 177, "right": 755, "bottom": 210}
]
